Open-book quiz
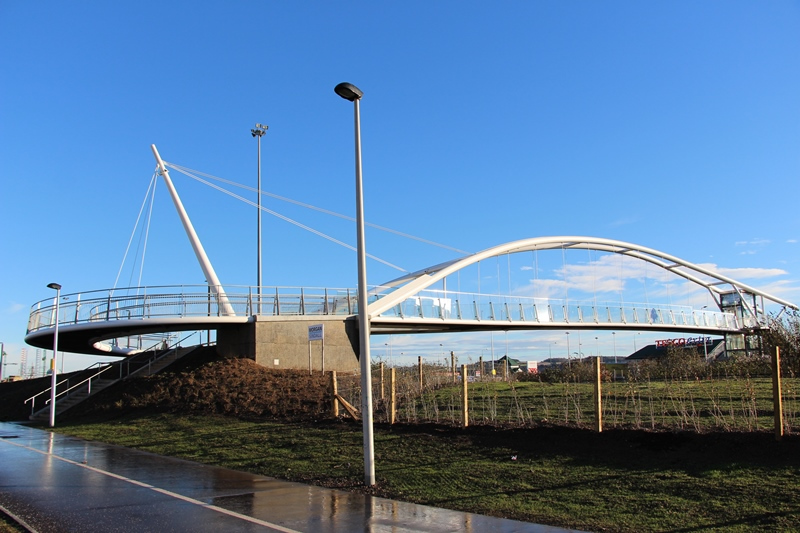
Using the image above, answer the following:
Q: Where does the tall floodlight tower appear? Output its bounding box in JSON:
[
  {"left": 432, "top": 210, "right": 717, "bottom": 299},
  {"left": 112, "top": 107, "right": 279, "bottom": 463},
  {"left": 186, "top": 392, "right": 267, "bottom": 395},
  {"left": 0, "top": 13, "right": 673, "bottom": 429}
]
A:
[{"left": 251, "top": 123, "right": 268, "bottom": 314}]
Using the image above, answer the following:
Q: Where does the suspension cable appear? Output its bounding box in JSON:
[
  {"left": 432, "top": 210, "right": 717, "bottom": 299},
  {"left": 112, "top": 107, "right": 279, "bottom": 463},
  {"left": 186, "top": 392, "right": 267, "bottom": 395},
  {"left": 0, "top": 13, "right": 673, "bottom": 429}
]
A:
[
  {"left": 137, "top": 172, "right": 158, "bottom": 291},
  {"left": 165, "top": 162, "right": 470, "bottom": 255},
  {"left": 166, "top": 166, "right": 407, "bottom": 272},
  {"left": 113, "top": 172, "right": 158, "bottom": 291}
]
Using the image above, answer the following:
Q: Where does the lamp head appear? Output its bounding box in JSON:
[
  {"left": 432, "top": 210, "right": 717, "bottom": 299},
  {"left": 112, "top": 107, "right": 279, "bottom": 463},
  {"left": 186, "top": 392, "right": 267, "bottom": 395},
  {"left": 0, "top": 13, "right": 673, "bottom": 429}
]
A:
[
  {"left": 334, "top": 82, "right": 363, "bottom": 101},
  {"left": 47, "top": 283, "right": 61, "bottom": 291}
]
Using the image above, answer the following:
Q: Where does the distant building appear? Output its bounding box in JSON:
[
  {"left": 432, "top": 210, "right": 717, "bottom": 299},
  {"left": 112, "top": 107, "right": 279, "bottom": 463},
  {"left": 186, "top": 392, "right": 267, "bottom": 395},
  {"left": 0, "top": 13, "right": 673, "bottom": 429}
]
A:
[{"left": 627, "top": 336, "right": 725, "bottom": 361}]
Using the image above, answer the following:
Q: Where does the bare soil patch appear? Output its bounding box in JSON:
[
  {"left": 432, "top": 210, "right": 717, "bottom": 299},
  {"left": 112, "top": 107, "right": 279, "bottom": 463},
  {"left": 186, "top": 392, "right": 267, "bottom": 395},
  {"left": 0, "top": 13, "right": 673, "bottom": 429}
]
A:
[{"left": 67, "top": 348, "right": 334, "bottom": 421}]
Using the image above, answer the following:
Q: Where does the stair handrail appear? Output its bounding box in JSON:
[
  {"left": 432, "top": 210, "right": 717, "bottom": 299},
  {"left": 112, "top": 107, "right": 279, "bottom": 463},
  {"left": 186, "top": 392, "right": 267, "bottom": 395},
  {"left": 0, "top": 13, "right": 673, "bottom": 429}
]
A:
[
  {"left": 25, "top": 334, "right": 205, "bottom": 417},
  {"left": 124, "top": 332, "right": 201, "bottom": 379},
  {"left": 50, "top": 364, "right": 117, "bottom": 405},
  {"left": 24, "top": 376, "right": 71, "bottom": 416},
  {"left": 25, "top": 363, "right": 117, "bottom": 416},
  {"left": 125, "top": 346, "right": 181, "bottom": 379}
]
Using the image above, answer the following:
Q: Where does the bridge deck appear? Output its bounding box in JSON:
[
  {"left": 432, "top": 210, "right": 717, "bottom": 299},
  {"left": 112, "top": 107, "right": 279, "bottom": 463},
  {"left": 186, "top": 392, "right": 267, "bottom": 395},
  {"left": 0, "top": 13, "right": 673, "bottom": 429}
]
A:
[{"left": 25, "top": 286, "right": 744, "bottom": 356}]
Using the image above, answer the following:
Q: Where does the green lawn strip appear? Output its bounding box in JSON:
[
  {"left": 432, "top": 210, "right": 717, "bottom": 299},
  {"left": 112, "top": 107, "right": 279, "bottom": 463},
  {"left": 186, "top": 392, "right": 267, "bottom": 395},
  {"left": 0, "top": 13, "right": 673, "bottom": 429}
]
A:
[{"left": 56, "top": 412, "right": 800, "bottom": 532}]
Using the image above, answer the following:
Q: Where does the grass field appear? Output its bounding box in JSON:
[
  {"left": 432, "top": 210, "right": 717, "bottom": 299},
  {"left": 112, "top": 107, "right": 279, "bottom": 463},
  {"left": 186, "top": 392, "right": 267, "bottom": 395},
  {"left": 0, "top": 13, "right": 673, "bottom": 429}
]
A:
[
  {"left": 31, "top": 349, "right": 800, "bottom": 532},
  {"left": 57, "top": 412, "right": 800, "bottom": 532}
]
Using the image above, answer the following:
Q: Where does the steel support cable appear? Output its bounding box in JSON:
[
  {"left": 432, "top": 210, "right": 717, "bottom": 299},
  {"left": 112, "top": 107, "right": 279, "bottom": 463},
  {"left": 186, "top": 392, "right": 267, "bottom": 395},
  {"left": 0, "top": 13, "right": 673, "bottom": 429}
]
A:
[
  {"left": 164, "top": 162, "right": 470, "bottom": 255},
  {"left": 137, "top": 172, "right": 159, "bottom": 292},
  {"left": 113, "top": 172, "right": 158, "bottom": 293},
  {"left": 590, "top": 248, "right": 598, "bottom": 308},
  {"left": 167, "top": 168, "right": 407, "bottom": 273}
]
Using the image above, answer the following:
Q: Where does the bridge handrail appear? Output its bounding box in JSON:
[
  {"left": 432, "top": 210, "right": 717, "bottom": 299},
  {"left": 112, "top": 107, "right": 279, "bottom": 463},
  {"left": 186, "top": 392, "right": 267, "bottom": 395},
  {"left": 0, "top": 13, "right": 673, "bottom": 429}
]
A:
[
  {"left": 26, "top": 284, "right": 745, "bottom": 334},
  {"left": 372, "top": 288, "right": 745, "bottom": 330},
  {"left": 27, "top": 285, "right": 357, "bottom": 333}
]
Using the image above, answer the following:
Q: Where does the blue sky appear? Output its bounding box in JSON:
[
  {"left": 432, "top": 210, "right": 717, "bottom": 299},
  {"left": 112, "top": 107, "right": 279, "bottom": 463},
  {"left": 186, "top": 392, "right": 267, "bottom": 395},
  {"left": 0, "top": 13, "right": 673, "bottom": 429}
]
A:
[{"left": 1, "top": 2, "right": 798, "bottom": 374}]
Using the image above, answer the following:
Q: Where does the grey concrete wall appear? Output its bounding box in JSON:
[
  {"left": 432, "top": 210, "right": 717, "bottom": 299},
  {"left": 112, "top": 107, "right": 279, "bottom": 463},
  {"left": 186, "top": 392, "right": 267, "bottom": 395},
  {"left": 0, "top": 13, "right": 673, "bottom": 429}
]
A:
[{"left": 217, "top": 316, "right": 361, "bottom": 372}]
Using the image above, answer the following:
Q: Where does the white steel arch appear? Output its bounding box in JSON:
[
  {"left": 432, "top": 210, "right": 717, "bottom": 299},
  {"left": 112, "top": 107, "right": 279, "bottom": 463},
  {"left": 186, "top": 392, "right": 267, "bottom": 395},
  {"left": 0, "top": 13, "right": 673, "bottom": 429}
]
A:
[{"left": 368, "top": 236, "right": 798, "bottom": 324}]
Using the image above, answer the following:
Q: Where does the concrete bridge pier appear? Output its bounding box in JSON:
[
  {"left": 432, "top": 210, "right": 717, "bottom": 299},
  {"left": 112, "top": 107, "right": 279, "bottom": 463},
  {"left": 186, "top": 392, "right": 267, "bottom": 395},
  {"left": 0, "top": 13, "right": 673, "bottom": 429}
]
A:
[{"left": 216, "top": 316, "right": 361, "bottom": 373}]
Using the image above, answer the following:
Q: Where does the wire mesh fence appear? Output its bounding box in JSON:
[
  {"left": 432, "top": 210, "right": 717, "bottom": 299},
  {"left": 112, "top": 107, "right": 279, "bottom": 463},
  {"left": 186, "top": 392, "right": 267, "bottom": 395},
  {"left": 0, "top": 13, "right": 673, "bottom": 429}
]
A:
[{"left": 332, "top": 354, "right": 799, "bottom": 434}]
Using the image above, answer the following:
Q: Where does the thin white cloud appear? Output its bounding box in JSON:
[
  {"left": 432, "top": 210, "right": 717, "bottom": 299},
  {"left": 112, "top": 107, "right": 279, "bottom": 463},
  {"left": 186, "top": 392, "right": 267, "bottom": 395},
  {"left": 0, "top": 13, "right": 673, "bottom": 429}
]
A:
[
  {"left": 695, "top": 262, "right": 788, "bottom": 280},
  {"left": 735, "top": 238, "right": 770, "bottom": 246},
  {"left": 4, "top": 303, "right": 25, "bottom": 314},
  {"left": 608, "top": 216, "right": 639, "bottom": 228},
  {"left": 747, "top": 279, "right": 800, "bottom": 303}
]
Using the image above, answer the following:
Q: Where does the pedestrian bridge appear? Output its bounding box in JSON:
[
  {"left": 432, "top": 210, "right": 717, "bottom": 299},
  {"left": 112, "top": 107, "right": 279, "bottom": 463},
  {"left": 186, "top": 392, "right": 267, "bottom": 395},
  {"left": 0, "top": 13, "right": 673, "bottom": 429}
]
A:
[{"left": 25, "top": 237, "right": 797, "bottom": 357}]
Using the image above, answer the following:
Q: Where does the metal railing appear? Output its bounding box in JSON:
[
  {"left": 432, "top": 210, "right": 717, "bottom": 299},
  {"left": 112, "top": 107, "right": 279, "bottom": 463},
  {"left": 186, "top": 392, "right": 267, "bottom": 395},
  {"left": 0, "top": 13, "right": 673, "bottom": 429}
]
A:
[
  {"left": 27, "top": 284, "right": 744, "bottom": 335},
  {"left": 27, "top": 285, "right": 359, "bottom": 333},
  {"left": 373, "top": 289, "right": 744, "bottom": 331},
  {"left": 24, "top": 362, "right": 113, "bottom": 416},
  {"left": 23, "top": 336, "right": 199, "bottom": 417}
]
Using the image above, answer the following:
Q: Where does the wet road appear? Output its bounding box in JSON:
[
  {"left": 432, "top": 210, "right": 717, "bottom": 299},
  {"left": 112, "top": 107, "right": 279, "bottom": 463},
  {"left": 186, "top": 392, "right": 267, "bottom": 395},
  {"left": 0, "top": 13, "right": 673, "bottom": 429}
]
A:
[{"left": 0, "top": 422, "right": 582, "bottom": 532}]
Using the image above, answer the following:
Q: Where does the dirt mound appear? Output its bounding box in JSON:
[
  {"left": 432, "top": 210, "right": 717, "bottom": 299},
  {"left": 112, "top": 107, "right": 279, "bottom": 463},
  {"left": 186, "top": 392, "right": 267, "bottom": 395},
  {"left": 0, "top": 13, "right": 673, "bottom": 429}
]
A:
[{"left": 71, "top": 354, "right": 334, "bottom": 421}]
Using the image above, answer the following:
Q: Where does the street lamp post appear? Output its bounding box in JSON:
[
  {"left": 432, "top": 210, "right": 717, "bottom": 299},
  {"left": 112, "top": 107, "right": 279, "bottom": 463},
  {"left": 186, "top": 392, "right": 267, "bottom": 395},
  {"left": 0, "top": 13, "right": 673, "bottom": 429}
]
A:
[
  {"left": 47, "top": 282, "right": 62, "bottom": 428},
  {"left": 612, "top": 332, "right": 617, "bottom": 363},
  {"left": 251, "top": 123, "right": 268, "bottom": 315},
  {"left": 334, "top": 82, "right": 375, "bottom": 486}
]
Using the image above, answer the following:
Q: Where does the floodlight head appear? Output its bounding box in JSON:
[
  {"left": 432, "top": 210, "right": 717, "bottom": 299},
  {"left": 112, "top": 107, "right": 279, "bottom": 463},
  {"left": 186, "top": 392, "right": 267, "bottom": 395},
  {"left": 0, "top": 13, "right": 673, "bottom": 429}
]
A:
[
  {"left": 251, "top": 124, "right": 268, "bottom": 137},
  {"left": 47, "top": 283, "right": 61, "bottom": 291},
  {"left": 334, "top": 82, "right": 363, "bottom": 101}
]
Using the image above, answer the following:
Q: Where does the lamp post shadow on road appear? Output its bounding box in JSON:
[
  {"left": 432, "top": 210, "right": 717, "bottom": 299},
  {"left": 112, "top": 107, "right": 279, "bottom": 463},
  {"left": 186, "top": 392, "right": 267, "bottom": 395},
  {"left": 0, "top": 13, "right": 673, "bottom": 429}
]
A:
[{"left": 334, "top": 81, "right": 375, "bottom": 487}]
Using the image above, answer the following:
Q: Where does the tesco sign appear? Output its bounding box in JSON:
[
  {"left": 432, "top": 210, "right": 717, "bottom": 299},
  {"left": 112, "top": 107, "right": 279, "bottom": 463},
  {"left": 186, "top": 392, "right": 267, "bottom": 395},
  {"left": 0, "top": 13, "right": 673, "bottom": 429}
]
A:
[{"left": 655, "top": 337, "right": 711, "bottom": 349}]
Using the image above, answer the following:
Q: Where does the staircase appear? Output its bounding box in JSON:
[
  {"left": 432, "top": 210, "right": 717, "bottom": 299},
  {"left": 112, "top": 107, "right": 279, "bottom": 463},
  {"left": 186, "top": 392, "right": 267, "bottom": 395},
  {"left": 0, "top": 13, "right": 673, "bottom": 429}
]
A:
[
  {"left": 27, "top": 346, "right": 200, "bottom": 422},
  {"left": 125, "top": 347, "right": 195, "bottom": 378},
  {"left": 29, "top": 377, "right": 120, "bottom": 422}
]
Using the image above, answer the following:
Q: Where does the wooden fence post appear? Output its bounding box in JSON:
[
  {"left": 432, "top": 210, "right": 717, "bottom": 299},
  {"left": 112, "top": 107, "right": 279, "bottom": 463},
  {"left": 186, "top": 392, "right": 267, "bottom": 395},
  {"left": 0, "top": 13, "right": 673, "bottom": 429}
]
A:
[
  {"left": 594, "top": 356, "right": 603, "bottom": 433},
  {"left": 390, "top": 368, "right": 396, "bottom": 425},
  {"left": 331, "top": 371, "right": 339, "bottom": 418},
  {"left": 380, "top": 362, "right": 385, "bottom": 401},
  {"left": 462, "top": 364, "right": 468, "bottom": 428},
  {"left": 418, "top": 356, "right": 423, "bottom": 391},
  {"left": 772, "top": 346, "right": 784, "bottom": 441}
]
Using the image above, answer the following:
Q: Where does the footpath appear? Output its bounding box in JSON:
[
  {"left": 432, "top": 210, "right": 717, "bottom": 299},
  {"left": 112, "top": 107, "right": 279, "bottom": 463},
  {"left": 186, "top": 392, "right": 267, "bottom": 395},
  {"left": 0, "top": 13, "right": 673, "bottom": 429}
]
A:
[{"left": 0, "top": 422, "right": 583, "bottom": 532}]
